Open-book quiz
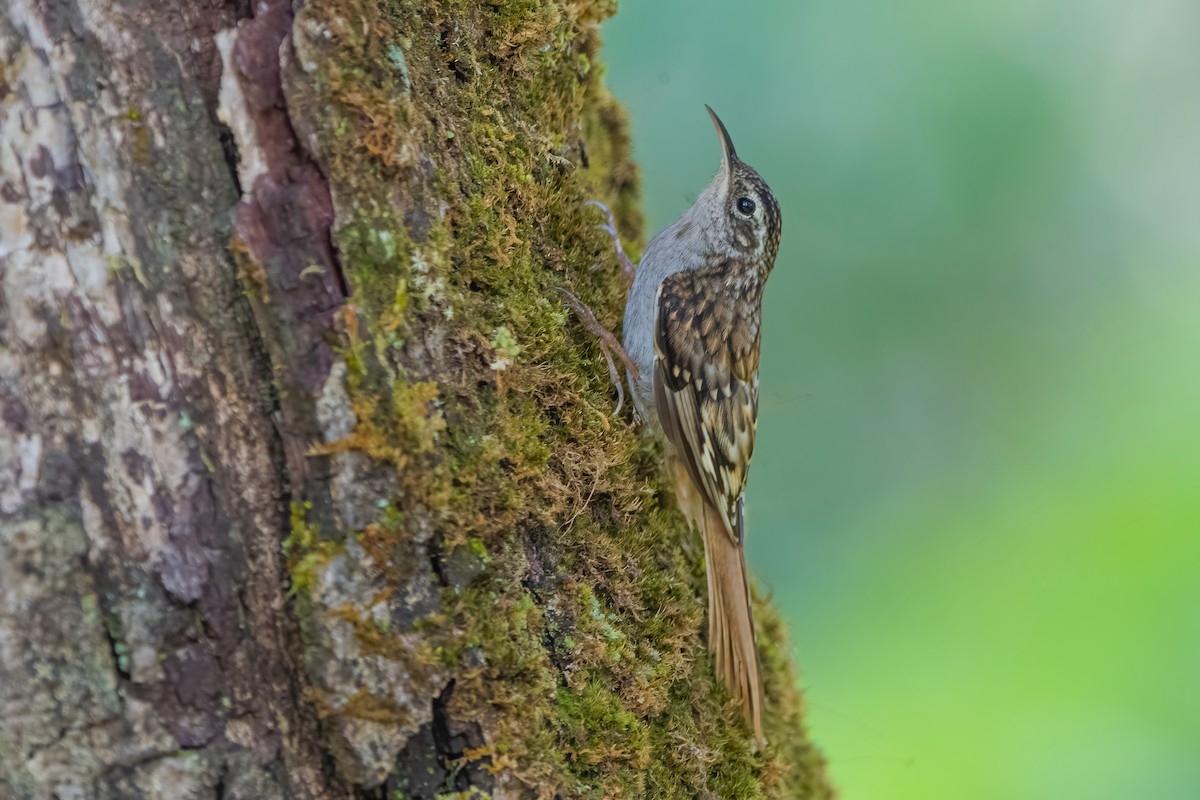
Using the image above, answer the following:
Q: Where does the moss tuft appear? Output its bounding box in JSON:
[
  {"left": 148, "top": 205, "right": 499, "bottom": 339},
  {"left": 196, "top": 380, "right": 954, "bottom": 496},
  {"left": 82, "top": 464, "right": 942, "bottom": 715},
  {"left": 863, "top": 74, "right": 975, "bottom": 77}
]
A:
[
  {"left": 277, "top": 0, "right": 830, "bottom": 796},
  {"left": 285, "top": 501, "right": 342, "bottom": 599}
]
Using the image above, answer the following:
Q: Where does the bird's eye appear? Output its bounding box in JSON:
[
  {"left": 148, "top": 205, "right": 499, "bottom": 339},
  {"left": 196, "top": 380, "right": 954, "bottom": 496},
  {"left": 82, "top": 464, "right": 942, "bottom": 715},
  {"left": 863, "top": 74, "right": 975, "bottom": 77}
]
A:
[{"left": 736, "top": 197, "right": 756, "bottom": 216}]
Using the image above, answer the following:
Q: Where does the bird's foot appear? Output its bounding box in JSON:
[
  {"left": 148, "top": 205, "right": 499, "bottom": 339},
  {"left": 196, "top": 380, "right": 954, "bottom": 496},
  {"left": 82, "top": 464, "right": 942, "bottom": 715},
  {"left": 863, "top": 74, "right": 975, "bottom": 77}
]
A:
[
  {"left": 556, "top": 287, "right": 639, "bottom": 417},
  {"left": 587, "top": 200, "right": 637, "bottom": 288}
]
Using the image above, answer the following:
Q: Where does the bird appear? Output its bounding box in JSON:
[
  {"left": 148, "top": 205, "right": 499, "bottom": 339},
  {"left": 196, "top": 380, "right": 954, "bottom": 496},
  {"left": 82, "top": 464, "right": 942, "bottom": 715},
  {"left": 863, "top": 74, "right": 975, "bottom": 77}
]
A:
[{"left": 567, "top": 106, "right": 782, "bottom": 747}]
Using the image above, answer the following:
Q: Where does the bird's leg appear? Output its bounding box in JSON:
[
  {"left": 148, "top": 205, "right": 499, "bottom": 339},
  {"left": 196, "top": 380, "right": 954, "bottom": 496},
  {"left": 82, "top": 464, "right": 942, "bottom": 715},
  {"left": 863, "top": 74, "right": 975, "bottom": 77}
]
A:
[
  {"left": 587, "top": 200, "right": 637, "bottom": 288},
  {"left": 555, "top": 288, "right": 639, "bottom": 417}
]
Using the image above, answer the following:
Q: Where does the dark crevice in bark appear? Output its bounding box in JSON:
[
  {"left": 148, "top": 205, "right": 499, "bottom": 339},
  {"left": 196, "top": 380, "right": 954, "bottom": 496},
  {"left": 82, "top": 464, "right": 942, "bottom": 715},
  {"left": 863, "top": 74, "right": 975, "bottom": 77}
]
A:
[
  {"left": 383, "top": 680, "right": 497, "bottom": 799},
  {"left": 522, "top": 528, "right": 576, "bottom": 681},
  {"left": 227, "top": 0, "right": 347, "bottom": 515},
  {"left": 216, "top": 122, "right": 244, "bottom": 196},
  {"left": 225, "top": 0, "right": 254, "bottom": 21},
  {"left": 215, "top": 9, "right": 363, "bottom": 794},
  {"left": 428, "top": 537, "right": 450, "bottom": 588},
  {"left": 99, "top": 609, "right": 133, "bottom": 682}
]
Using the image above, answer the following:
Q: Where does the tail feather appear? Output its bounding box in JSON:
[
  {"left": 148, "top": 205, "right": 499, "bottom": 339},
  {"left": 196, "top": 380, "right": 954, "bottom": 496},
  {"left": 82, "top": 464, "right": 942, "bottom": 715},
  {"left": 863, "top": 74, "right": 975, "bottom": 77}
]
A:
[
  {"left": 671, "top": 456, "right": 765, "bottom": 747},
  {"left": 703, "top": 501, "right": 766, "bottom": 748}
]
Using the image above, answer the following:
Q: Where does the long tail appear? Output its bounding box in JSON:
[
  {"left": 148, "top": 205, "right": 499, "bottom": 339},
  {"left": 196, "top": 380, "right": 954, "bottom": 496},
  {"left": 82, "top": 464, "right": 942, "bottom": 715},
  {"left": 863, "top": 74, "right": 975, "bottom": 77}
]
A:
[{"left": 703, "top": 501, "right": 766, "bottom": 748}]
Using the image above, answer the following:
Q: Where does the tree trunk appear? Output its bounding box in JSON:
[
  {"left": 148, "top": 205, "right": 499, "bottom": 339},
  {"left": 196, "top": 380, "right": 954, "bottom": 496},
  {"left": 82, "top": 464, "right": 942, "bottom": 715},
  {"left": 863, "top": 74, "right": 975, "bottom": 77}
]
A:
[{"left": 0, "top": 1, "right": 832, "bottom": 798}]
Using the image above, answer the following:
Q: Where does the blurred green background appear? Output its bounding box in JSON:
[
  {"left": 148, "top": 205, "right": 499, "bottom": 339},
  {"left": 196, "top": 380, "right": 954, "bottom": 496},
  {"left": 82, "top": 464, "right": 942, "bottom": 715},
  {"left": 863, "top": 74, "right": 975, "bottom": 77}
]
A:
[{"left": 603, "top": 1, "right": 1200, "bottom": 797}]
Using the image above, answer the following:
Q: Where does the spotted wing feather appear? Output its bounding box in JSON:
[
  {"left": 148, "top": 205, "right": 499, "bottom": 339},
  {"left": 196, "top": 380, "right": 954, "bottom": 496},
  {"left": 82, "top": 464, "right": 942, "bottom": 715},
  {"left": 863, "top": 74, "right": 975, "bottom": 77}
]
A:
[{"left": 653, "top": 266, "right": 761, "bottom": 544}]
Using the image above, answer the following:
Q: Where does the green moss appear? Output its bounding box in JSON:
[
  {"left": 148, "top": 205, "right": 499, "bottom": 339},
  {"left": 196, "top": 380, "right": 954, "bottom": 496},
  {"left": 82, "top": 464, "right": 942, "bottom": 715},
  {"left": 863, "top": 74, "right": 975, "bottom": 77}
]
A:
[
  {"left": 466, "top": 537, "right": 487, "bottom": 559},
  {"left": 432, "top": 789, "right": 491, "bottom": 800},
  {"left": 285, "top": 501, "right": 342, "bottom": 599},
  {"left": 556, "top": 680, "right": 649, "bottom": 794},
  {"left": 278, "top": 0, "right": 829, "bottom": 796},
  {"left": 124, "top": 105, "right": 153, "bottom": 166}
]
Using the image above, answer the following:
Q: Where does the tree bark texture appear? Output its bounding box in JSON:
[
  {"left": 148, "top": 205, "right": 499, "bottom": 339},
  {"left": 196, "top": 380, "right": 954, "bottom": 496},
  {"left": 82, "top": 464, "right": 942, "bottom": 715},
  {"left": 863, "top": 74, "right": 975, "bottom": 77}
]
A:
[{"left": 0, "top": 1, "right": 832, "bottom": 798}]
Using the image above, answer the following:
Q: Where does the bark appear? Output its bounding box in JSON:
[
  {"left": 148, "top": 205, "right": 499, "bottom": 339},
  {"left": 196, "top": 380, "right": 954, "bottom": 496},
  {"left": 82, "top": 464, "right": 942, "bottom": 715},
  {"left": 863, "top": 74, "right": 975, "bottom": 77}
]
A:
[{"left": 0, "top": 1, "right": 832, "bottom": 798}]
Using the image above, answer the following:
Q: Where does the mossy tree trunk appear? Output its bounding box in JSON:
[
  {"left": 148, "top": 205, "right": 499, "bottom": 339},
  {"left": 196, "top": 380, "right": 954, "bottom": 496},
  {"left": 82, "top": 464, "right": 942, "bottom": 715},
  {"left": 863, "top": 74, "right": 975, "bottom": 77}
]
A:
[{"left": 0, "top": 0, "right": 831, "bottom": 798}]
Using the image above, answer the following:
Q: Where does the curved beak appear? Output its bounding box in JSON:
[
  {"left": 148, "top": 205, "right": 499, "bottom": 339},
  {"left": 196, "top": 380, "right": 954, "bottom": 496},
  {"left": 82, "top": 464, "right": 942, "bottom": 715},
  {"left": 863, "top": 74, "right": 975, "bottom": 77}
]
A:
[{"left": 705, "top": 104, "right": 739, "bottom": 177}]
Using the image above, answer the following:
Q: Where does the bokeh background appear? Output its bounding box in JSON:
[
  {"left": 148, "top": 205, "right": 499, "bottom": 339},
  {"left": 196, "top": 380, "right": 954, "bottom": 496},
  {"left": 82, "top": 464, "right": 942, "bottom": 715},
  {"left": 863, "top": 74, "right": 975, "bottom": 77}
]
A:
[{"left": 603, "top": 2, "right": 1200, "bottom": 797}]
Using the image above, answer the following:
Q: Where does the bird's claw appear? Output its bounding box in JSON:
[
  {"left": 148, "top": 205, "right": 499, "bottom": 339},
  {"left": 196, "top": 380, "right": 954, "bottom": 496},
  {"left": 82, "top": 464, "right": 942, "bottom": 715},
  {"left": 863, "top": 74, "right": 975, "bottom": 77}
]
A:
[
  {"left": 555, "top": 287, "right": 639, "bottom": 417},
  {"left": 586, "top": 200, "right": 637, "bottom": 287}
]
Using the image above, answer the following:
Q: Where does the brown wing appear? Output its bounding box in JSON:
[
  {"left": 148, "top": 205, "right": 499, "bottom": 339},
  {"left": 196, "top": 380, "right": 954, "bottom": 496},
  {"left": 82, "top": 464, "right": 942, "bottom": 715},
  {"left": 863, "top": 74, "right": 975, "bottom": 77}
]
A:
[{"left": 653, "top": 267, "right": 762, "bottom": 544}]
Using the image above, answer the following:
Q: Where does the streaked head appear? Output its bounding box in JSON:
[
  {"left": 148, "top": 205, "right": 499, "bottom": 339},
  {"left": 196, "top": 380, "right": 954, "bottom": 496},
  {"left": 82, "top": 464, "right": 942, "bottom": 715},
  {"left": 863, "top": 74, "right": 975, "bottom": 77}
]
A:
[{"left": 704, "top": 105, "right": 781, "bottom": 265}]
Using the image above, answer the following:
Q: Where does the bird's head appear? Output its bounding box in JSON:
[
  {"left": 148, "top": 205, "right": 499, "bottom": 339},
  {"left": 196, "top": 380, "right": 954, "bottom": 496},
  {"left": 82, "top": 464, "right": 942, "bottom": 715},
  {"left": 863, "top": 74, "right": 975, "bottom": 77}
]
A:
[{"left": 701, "top": 105, "right": 782, "bottom": 267}]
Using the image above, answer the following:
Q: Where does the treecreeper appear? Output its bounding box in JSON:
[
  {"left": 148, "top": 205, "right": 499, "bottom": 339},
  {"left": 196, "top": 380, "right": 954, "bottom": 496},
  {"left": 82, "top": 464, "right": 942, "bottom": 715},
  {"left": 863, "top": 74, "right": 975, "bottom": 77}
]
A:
[{"left": 567, "top": 106, "right": 782, "bottom": 748}]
